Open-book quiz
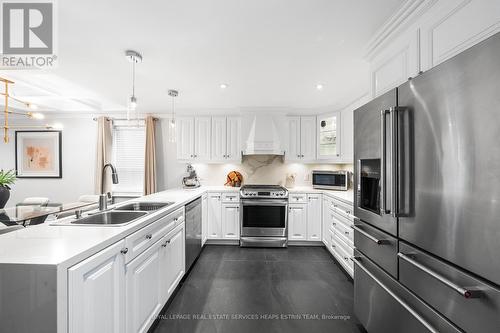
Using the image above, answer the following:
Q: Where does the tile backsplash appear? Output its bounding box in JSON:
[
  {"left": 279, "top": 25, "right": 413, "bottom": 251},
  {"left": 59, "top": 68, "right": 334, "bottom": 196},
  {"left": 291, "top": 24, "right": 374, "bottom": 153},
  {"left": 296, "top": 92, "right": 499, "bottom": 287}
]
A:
[{"left": 191, "top": 155, "right": 353, "bottom": 187}]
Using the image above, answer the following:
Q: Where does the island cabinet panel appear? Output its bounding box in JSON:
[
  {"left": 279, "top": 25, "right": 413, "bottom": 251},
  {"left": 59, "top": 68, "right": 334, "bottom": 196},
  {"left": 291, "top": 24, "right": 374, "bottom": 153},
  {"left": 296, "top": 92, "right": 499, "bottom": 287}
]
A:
[
  {"left": 125, "top": 238, "right": 164, "bottom": 333},
  {"left": 68, "top": 240, "right": 126, "bottom": 333},
  {"left": 159, "top": 223, "right": 186, "bottom": 303}
]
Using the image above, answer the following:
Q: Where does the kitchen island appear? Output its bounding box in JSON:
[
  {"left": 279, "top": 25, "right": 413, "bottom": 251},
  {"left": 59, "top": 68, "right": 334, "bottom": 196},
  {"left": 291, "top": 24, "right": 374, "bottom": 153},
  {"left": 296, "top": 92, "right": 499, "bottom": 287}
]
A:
[{"left": 0, "top": 185, "right": 353, "bottom": 333}]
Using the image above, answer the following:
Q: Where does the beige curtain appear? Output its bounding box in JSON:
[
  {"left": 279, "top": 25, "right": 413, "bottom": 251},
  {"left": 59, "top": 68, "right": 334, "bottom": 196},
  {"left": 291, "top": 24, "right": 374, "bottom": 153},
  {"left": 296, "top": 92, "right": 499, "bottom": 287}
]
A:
[
  {"left": 95, "top": 116, "right": 113, "bottom": 194},
  {"left": 144, "top": 116, "right": 157, "bottom": 195}
]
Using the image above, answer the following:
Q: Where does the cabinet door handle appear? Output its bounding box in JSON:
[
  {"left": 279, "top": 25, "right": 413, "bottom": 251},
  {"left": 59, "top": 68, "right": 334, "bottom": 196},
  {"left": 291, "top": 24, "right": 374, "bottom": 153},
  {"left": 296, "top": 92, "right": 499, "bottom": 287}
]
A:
[
  {"left": 120, "top": 248, "right": 128, "bottom": 254},
  {"left": 145, "top": 234, "right": 152, "bottom": 240}
]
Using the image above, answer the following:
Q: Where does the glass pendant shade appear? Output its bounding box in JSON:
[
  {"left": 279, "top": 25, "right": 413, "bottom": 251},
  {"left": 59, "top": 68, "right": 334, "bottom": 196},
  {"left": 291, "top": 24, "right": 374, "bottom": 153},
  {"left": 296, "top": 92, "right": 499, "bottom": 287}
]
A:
[{"left": 168, "top": 118, "right": 176, "bottom": 143}]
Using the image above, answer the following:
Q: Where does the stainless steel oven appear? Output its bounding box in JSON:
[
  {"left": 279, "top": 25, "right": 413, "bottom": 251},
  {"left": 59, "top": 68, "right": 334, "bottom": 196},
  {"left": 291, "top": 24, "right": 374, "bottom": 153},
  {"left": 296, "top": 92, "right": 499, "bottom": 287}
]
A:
[
  {"left": 312, "top": 170, "right": 350, "bottom": 190},
  {"left": 239, "top": 185, "right": 288, "bottom": 247}
]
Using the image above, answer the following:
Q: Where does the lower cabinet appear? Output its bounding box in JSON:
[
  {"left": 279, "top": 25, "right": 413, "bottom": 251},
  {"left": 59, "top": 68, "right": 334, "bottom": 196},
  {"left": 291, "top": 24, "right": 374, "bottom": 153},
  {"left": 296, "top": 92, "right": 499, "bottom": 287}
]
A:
[
  {"left": 127, "top": 223, "right": 185, "bottom": 333},
  {"left": 207, "top": 193, "right": 222, "bottom": 239},
  {"left": 306, "top": 194, "right": 321, "bottom": 241},
  {"left": 68, "top": 223, "right": 186, "bottom": 333},
  {"left": 159, "top": 224, "right": 185, "bottom": 304},
  {"left": 288, "top": 193, "right": 322, "bottom": 241},
  {"left": 288, "top": 203, "right": 307, "bottom": 240},
  {"left": 207, "top": 192, "right": 240, "bottom": 241},
  {"left": 126, "top": 238, "right": 164, "bottom": 333},
  {"left": 221, "top": 203, "right": 240, "bottom": 239},
  {"left": 68, "top": 240, "right": 126, "bottom": 333},
  {"left": 201, "top": 194, "right": 208, "bottom": 246}
]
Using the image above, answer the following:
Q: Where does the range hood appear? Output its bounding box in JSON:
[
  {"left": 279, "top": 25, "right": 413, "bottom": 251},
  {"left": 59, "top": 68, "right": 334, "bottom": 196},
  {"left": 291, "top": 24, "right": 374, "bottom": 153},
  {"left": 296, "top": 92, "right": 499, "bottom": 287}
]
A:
[{"left": 242, "top": 114, "right": 285, "bottom": 155}]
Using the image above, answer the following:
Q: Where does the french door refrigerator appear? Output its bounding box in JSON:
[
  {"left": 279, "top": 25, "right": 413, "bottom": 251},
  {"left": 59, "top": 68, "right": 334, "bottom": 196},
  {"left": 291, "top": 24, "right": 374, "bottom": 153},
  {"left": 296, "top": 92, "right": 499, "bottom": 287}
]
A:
[{"left": 353, "top": 32, "right": 500, "bottom": 333}]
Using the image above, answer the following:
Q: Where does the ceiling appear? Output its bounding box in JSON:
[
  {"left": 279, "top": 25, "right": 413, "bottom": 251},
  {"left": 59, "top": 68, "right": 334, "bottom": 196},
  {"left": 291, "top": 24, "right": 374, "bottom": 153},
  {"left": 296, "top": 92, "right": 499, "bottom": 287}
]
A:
[{"left": 0, "top": 0, "right": 402, "bottom": 114}]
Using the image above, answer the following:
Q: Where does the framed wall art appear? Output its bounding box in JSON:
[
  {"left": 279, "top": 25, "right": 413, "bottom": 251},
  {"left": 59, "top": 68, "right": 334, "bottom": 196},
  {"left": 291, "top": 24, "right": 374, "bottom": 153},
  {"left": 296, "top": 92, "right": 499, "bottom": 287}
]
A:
[{"left": 15, "top": 131, "right": 62, "bottom": 178}]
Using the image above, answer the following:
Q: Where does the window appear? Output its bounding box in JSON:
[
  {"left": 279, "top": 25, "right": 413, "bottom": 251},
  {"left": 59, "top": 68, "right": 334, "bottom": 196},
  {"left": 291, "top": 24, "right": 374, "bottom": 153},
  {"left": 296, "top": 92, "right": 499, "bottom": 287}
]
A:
[{"left": 112, "top": 122, "right": 145, "bottom": 195}]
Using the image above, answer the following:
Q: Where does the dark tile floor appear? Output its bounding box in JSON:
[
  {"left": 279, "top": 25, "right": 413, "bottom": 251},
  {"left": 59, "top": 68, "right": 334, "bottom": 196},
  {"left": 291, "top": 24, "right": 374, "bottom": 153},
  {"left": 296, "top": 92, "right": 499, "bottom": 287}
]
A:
[{"left": 153, "top": 246, "right": 366, "bottom": 333}]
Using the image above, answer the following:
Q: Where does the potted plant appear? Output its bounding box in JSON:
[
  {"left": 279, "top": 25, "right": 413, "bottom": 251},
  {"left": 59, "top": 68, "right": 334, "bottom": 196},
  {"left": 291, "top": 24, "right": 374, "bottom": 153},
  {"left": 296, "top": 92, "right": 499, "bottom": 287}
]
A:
[{"left": 0, "top": 169, "right": 16, "bottom": 209}]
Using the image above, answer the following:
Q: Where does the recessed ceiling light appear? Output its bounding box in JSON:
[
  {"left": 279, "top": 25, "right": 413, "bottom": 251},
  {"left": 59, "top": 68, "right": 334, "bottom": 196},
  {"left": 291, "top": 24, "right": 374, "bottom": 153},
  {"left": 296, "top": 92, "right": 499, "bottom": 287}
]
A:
[
  {"left": 316, "top": 84, "right": 324, "bottom": 91},
  {"left": 220, "top": 83, "right": 228, "bottom": 89}
]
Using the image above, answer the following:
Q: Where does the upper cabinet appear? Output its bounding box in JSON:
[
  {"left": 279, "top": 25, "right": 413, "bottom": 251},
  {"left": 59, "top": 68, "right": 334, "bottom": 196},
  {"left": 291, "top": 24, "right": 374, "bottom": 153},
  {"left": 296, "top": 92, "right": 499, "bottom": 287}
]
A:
[
  {"left": 176, "top": 116, "right": 211, "bottom": 161},
  {"left": 176, "top": 116, "right": 241, "bottom": 163},
  {"left": 316, "top": 112, "right": 341, "bottom": 161},
  {"left": 286, "top": 116, "right": 316, "bottom": 163},
  {"left": 366, "top": 0, "right": 500, "bottom": 98},
  {"left": 211, "top": 116, "right": 241, "bottom": 163}
]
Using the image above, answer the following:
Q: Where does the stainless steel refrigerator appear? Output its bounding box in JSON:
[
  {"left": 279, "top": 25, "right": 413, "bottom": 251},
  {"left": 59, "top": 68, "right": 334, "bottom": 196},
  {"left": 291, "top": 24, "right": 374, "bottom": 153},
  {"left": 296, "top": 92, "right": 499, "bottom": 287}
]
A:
[{"left": 353, "top": 32, "right": 500, "bottom": 333}]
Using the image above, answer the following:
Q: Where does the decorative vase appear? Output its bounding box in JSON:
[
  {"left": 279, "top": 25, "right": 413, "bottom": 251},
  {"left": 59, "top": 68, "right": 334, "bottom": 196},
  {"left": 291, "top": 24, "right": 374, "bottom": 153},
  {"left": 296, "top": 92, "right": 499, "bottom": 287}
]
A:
[{"left": 0, "top": 186, "right": 10, "bottom": 209}]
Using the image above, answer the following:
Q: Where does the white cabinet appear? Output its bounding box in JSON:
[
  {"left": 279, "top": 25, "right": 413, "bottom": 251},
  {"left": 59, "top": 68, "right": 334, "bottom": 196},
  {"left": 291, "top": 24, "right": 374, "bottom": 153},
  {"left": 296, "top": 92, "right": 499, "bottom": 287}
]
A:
[
  {"left": 287, "top": 116, "right": 316, "bottom": 162},
  {"left": 211, "top": 116, "right": 241, "bottom": 162},
  {"left": 288, "top": 204, "right": 307, "bottom": 240},
  {"left": 226, "top": 116, "right": 241, "bottom": 160},
  {"left": 288, "top": 193, "right": 322, "bottom": 242},
  {"left": 177, "top": 116, "right": 211, "bottom": 161},
  {"left": 159, "top": 224, "right": 185, "bottom": 304},
  {"left": 201, "top": 194, "right": 208, "bottom": 246},
  {"left": 207, "top": 193, "right": 222, "bottom": 239},
  {"left": 316, "top": 113, "right": 341, "bottom": 161},
  {"left": 287, "top": 117, "right": 301, "bottom": 159},
  {"left": 300, "top": 116, "right": 316, "bottom": 161},
  {"left": 306, "top": 194, "right": 322, "bottom": 241},
  {"left": 125, "top": 239, "right": 163, "bottom": 333},
  {"left": 68, "top": 240, "right": 126, "bottom": 333},
  {"left": 221, "top": 203, "right": 240, "bottom": 239},
  {"left": 176, "top": 117, "right": 195, "bottom": 160},
  {"left": 194, "top": 117, "right": 211, "bottom": 160},
  {"left": 211, "top": 116, "right": 227, "bottom": 161},
  {"left": 322, "top": 196, "right": 332, "bottom": 246}
]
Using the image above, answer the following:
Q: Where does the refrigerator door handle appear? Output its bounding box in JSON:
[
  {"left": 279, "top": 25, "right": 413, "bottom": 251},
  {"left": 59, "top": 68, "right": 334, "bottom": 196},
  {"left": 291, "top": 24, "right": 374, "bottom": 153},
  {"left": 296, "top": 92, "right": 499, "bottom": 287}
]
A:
[
  {"left": 390, "top": 107, "right": 398, "bottom": 217},
  {"left": 352, "top": 256, "right": 440, "bottom": 333},
  {"left": 380, "top": 109, "right": 390, "bottom": 215},
  {"left": 398, "top": 253, "right": 483, "bottom": 299},
  {"left": 352, "top": 224, "right": 390, "bottom": 245}
]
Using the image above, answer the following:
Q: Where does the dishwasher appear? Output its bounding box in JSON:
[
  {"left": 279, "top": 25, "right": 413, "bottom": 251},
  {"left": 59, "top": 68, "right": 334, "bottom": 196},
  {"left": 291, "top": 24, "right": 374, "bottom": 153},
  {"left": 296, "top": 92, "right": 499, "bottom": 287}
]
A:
[{"left": 185, "top": 197, "right": 202, "bottom": 271}]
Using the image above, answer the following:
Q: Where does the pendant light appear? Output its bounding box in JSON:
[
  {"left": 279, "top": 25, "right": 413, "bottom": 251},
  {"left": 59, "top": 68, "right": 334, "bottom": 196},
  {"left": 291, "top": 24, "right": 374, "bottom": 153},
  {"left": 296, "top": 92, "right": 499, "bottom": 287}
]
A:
[
  {"left": 125, "top": 50, "right": 142, "bottom": 121},
  {"left": 168, "top": 89, "right": 178, "bottom": 143}
]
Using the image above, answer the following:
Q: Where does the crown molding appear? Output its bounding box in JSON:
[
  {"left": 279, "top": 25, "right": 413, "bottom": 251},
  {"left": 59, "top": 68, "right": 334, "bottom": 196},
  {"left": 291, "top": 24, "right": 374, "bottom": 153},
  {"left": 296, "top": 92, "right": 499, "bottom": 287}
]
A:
[{"left": 364, "top": 0, "right": 438, "bottom": 61}]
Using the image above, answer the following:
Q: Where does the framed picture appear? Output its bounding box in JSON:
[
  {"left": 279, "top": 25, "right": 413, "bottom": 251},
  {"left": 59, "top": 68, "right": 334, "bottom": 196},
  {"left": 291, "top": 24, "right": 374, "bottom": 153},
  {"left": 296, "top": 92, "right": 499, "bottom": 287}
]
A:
[{"left": 15, "top": 131, "right": 62, "bottom": 178}]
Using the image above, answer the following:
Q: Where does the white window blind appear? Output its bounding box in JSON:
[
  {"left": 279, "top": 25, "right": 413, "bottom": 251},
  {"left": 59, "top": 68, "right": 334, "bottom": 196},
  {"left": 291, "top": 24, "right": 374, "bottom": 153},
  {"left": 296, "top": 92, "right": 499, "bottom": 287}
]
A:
[{"left": 112, "top": 124, "right": 145, "bottom": 195}]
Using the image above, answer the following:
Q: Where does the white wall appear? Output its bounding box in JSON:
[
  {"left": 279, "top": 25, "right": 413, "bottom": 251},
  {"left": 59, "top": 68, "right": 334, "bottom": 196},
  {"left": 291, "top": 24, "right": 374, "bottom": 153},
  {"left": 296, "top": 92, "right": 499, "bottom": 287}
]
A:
[
  {"left": 0, "top": 117, "right": 96, "bottom": 206},
  {"left": 0, "top": 116, "right": 353, "bottom": 207}
]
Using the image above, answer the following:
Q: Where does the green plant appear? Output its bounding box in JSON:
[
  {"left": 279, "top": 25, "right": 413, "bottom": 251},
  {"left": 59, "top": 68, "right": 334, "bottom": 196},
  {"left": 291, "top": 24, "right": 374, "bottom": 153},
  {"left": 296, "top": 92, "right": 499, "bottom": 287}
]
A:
[{"left": 0, "top": 169, "right": 16, "bottom": 189}]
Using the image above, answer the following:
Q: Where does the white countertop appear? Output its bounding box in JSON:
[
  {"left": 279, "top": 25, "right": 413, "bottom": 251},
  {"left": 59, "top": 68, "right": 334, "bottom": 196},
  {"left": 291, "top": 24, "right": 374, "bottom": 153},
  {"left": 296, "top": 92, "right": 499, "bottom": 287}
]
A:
[{"left": 0, "top": 185, "right": 352, "bottom": 267}]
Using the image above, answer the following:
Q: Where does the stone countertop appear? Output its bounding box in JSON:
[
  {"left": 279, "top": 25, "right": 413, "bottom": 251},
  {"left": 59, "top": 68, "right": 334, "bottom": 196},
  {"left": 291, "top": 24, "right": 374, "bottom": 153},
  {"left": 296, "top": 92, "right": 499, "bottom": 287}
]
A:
[
  {"left": 0, "top": 185, "right": 352, "bottom": 267},
  {"left": 287, "top": 186, "right": 354, "bottom": 204},
  {"left": 0, "top": 186, "right": 235, "bottom": 267}
]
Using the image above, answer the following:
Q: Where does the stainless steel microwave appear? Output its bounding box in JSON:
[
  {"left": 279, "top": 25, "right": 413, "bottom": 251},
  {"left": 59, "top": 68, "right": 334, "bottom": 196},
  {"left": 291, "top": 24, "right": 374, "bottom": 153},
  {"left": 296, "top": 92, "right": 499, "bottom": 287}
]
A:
[{"left": 312, "top": 170, "right": 350, "bottom": 191}]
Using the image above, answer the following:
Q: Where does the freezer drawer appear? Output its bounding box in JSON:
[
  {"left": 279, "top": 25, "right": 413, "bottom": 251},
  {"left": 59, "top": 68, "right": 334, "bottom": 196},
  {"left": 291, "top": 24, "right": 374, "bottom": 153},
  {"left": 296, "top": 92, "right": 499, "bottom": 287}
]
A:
[
  {"left": 353, "top": 250, "right": 462, "bottom": 333},
  {"left": 353, "top": 219, "right": 398, "bottom": 278},
  {"left": 398, "top": 242, "right": 500, "bottom": 333}
]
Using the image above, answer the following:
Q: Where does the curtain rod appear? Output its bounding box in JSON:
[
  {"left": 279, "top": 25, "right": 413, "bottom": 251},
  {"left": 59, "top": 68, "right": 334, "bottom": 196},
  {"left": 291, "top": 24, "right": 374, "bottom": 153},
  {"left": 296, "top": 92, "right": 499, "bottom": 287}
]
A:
[{"left": 92, "top": 116, "right": 159, "bottom": 121}]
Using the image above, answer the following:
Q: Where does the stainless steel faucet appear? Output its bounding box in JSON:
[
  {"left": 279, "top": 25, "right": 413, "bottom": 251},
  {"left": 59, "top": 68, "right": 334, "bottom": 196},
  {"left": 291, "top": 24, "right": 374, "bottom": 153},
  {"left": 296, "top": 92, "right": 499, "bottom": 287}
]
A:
[{"left": 99, "top": 163, "right": 119, "bottom": 211}]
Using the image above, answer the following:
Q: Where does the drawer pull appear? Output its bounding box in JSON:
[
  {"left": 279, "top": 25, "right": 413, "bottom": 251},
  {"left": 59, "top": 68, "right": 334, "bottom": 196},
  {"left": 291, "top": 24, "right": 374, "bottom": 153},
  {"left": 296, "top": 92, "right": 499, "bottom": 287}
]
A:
[
  {"left": 344, "top": 231, "right": 349, "bottom": 235},
  {"left": 352, "top": 225, "right": 389, "bottom": 245},
  {"left": 352, "top": 256, "right": 439, "bottom": 333},
  {"left": 397, "top": 253, "right": 482, "bottom": 299},
  {"left": 145, "top": 234, "right": 153, "bottom": 240},
  {"left": 120, "top": 248, "right": 128, "bottom": 254}
]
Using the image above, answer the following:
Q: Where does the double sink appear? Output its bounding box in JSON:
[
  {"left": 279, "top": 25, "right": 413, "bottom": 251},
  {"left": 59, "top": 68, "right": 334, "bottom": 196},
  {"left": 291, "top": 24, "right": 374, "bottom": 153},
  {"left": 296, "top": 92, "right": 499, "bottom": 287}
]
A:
[{"left": 69, "top": 202, "right": 173, "bottom": 226}]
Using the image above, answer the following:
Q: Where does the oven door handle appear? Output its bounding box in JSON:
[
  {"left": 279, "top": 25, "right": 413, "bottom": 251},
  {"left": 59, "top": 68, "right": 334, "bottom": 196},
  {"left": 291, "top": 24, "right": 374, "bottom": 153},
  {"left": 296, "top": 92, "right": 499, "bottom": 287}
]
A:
[{"left": 241, "top": 200, "right": 288, "bottom": 206}]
